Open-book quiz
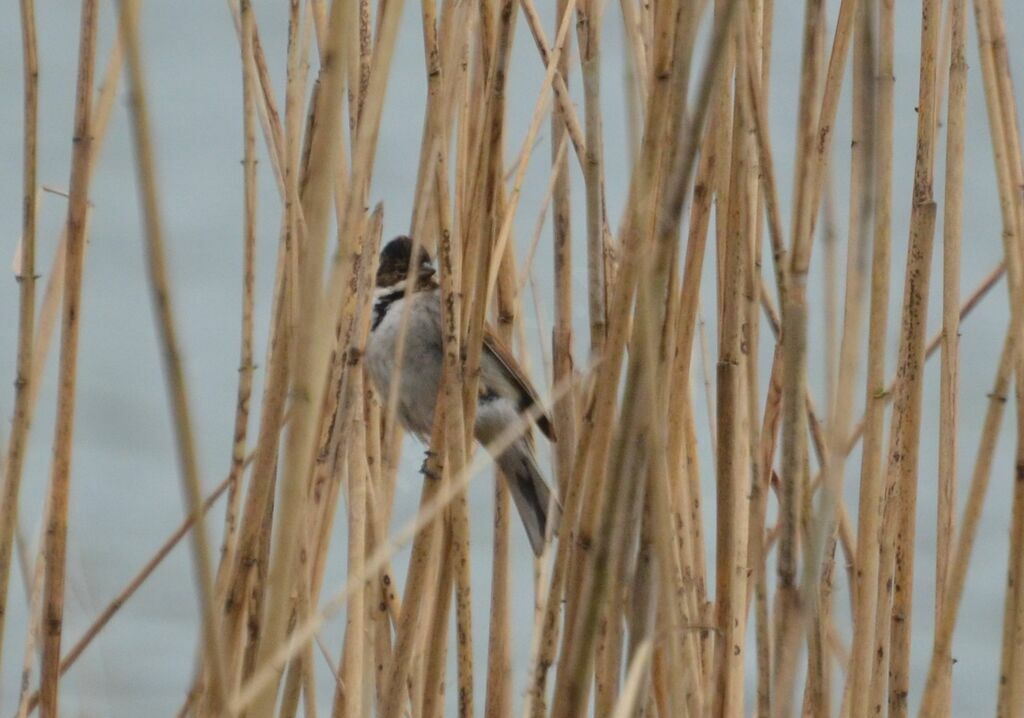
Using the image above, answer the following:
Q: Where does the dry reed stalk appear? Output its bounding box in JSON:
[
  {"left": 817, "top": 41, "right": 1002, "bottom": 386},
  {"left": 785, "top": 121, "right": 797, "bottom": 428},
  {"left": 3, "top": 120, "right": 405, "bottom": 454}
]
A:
[
  {"left": 421, "top": 5, "right": 493, "bottom": 716},
  {"left": 518, "top": 0, "right": 587, "bottom": 168},
  {"left": 772, "top": 0, "right": 824, "bottom": 711},
  {"left": 450, "top": 5, "right": 478, "bottom": 241},
  {"left": 917, "top": 330, "right": 1014, "bottom": 715},
  {"left": 436, "top": 115, "right": 473, "bottom": 718},
  {"left": 664, "top": 75, "right": 716, "bottom": 663},
  {"left": 213, "top": 0, "right": 259, "bottom": 620},
  {"left": 1003, "top": 445, "right": 1024, "bottom": 709},
  {"left": 609, "top": 641, "right": 652, "bottom": 718},
  {"left": 23, "top": 469, "right": 239, "bottom": 713},
  {"left": 593, "top": 587, "right": 624, "bottom": 717},
  {"left": 376, "top": 473, "right": 443, "bottom": 718},
  {"left": 275, "top": 608, "right": 309, "bottom": 716},
  {"left": 975, "top": 1, "right": 1024, "bottom": 711},
  {"left": 222, "top": 0, "right": 260, "bottom": 581},
  {"left": 277, "top": 644, "right": 309, "bottom": 718},
  {"left": 623, "top": 489, "right": 655, "bottom": 716},
  {"left": 337, "top": 373, "right": 368, "bottom": 718},
  {"left": 247, "top": 0, "right": 363, "bottom": 711},
  {"left": 741, "top": 1, "right": 767, "bottom": 707},
  {"left": 934, "top": 0, "right": 954, "bottom": 132},
  {"left": 119, "top": 0, "right": 232, "bottom": 709},
  {"left": 484, "top": 472, "right": 511, "bottom": 718},
  {"left": 618, "top": 0, "right": 649, "bottom": 106},
  {"left": 376, "top": 199, "right": 462, "bottom": 718},
  {"left": 457, "top": 0, "right": 506, "bottom": 432},
  {"left": 675, "top": 133, "right": 716, "bottom": 381},
  {"left": 803, "top": 3, "right": 876, "bottom": 715},
  {"left": 932, "top": 0, "right": 966, "bottom": 711},
  {"left": 0, "top": 0, "right": 39, "bottom": 671},
  {"left": 801, "top": 0, "right": 855, "bottom": 245},
  {"left": 421, "top": 524, "right": 454, "bottom": 718},
  {"left": 483, "top": 0, "right": 577, "bottom": 309},
  {"left": 577, "top": 0, "right": 608, "bottom": 355},
  {"left": 301, "top": 211, "right": 379, "bottom": 710},
  {"left": 367, "top": 492, "right": 395, "bottom": 712},
  {"left": 483, "top": 234, "right": 522, "bottom": 718},
  {"left": 556, "top": 0, "right": 739, "bottom": 712},
  {"left": 587, "top": 317, "right": 663, "bottom": 714},
  {"left": 370, "top": 6, "right": 467, "bottom": 711},
  {"left": 548, "top": 0, "right": 576, "bottom": 520},
  {"left": 663, "top": 2, "right": 750, "bottom": 700},
  {"left": 423, "top": 12, "right": 480, "bottom": 716},
  {"left": 822, "top": 184, "right": 839, "bottom": 419},
  {"left": 37, "top": 2, "right": 99, "bottom": 713},
  {"left": 959, "top": 1, "right": 1024, "bottom": 713},
  {"left": 741, "top": 44, "right": 786, "bottom": 676},
  {"left": 5, "top": 230, "right": 65, "bottom": 485},
  {"left": 868, "top": 193, "right": 937, "bottom": 714},
  {"left": 213, "top": 0, "right": 307, "bottom": 699},
  {"left": 842, "top": 0, "right": 889, "bottom": 711},
  {"left": 352, "top": 0, "right": 373, "bottom": 128},
  {"left": 840, "top": 260, "right": 1005, "bottom": 459},
  {"left": 1004, "top": 421, "right": 1024, "bottom": 709},
  {"left": 15, "top": 522, "right": 47, "bottom": 718},
  {"left": 782, "top": 9, "right": 872, "bottom": 684},
  {"left": 217, "top": 248, "right": 291, "bottom": 697},
  {"left": 578, "top": 0, "right": 624, "bottom": 696},
  {"left": 532, "top": 64, "right": 579, "bottom": 693},
  {"left": 342, "top": 220, "right": 388, "bottom": 714},
  {"left": 409, "top": 0, "right": 444, "bottom": 241},
  {"left": 240, "top": 380, "right": 571, "bottom": 718},
  {"left": 414, "top": 5, "right": 485, "bottom": 716},
  {"left": 884, "top": 2, "right": 941, "bottom": 707},
  {"left": 676, "top": 280, "right": 720, "bottom": 718},
  {"left": 742, "top": 22, "right": 789, "bottom": 696},
  {"left": 751, "top": 353, "right": 783, "bottom": 718},
  {"left": 713, "top": 7, "right": 755, "bottom": 714},
  {"left": 8, "top": 41, "right": 123, "bottom": 716},
  {"left": 634, "top": 109, "right": 694, "bottom": 713},
  {"left": 249, "top": 22, "right": 289, "bottom": 197},
  {"left": 201, "top": 397, "right": 501, "bottom": 716},
  {"left": 526, "top": 537, "right": 571, "bottom": 718},
  {"left": 710, "top": 0, "right": 735, "bottom": 326},
  {"left": 548, "top": 0, "right": 681, "bottom": 704}
]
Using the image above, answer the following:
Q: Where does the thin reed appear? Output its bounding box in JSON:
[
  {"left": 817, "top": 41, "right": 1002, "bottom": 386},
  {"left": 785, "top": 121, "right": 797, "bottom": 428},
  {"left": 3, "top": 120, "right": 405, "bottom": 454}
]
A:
[{"left": 3, "top": 0, "right": 1024, "bottom": 716}]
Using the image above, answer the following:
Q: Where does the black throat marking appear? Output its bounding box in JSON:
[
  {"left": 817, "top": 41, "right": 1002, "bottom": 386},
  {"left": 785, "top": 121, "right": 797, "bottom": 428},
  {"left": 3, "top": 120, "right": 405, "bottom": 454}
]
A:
[{"left": 372, "top": 288, "right": 407, "bottom": 331}]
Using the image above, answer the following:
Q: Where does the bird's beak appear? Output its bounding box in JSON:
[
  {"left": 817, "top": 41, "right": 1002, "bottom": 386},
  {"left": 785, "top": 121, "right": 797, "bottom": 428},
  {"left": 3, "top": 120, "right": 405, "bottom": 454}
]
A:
[{"left": 419, "top": 265, "right": 436, "bottom": 281}]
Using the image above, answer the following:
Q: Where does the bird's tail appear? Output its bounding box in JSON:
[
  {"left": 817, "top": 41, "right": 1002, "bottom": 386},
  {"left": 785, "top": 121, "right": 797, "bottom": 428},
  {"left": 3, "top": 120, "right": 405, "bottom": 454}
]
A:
[{"left": 496, "top": 439, "right": 561, "bottom": 556}]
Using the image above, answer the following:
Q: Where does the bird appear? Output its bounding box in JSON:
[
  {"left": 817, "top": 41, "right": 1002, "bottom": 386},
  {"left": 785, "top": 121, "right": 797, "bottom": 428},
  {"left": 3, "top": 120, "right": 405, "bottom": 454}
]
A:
[{"left": 365, "top": 235, "right": 559, "bottom": 556}]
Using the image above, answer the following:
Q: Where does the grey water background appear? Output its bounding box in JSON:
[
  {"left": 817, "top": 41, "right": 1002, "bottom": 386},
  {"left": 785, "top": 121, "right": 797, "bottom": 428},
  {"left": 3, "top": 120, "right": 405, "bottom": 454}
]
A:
[{"left": 1, "top": 1, "right": 1023, "bottom": 714}]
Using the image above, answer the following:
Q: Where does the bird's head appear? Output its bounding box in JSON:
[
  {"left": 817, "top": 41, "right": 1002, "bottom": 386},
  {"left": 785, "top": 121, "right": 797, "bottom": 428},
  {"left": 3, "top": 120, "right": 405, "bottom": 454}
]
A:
[{"left": 376, "top": 235, "right": 436, "bottom": 290}]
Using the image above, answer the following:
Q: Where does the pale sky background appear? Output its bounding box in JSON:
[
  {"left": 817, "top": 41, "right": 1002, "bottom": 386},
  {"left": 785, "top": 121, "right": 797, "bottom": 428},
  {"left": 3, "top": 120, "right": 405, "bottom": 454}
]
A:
[{"left": 1, "top": 1, "right": 1024, "bottom": 715}]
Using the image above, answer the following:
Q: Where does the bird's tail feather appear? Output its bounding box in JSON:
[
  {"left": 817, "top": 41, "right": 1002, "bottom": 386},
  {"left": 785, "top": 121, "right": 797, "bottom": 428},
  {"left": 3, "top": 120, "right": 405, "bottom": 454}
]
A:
[{"left": 497, "top": 439, "right": 560, "bottom": 556}]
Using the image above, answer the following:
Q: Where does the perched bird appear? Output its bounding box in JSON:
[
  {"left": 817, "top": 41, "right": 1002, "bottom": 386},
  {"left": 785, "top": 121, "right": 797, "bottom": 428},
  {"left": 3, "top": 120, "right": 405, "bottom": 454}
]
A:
[{"left": 366, "top": 235, "right": 559, "bottom": 556}]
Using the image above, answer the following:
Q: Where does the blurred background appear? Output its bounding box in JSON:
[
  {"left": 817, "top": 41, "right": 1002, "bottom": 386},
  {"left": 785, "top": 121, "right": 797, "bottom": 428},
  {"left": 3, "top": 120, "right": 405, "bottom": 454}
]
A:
[{"left": 1, "top": 1, "right": 1023, "bottom": 714}]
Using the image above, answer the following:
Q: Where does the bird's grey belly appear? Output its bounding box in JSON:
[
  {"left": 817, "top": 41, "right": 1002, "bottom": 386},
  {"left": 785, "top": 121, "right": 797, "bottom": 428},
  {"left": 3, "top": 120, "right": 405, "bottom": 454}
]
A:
[{"left": 366, "top": 294, "right": 444, "bottom": 440}]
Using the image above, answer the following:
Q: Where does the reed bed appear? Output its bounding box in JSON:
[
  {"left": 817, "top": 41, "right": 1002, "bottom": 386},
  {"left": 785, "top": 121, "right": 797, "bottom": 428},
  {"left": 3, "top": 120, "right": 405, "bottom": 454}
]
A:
[{"left": 2, "top": 0, "right": 1024, "bottom": 716}]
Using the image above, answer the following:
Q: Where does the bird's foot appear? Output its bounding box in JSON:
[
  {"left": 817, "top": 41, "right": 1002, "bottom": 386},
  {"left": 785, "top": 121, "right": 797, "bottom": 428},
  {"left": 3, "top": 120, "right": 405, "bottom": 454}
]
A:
[{"left": 421, "top": 449, "right": 443, "bottom": 481}]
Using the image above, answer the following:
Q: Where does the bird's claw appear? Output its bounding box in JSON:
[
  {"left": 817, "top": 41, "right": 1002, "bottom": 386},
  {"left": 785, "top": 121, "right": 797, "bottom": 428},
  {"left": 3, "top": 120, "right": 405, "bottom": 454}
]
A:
[{"left": 420, "top": 451, "right": 442, "bottom": 481}]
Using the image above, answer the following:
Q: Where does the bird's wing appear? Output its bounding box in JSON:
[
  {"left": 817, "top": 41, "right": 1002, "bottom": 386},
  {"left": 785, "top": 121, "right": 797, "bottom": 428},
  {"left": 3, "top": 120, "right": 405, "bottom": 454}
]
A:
[{"left": 481, "top": 326, "right": 556, "bottom": 442}]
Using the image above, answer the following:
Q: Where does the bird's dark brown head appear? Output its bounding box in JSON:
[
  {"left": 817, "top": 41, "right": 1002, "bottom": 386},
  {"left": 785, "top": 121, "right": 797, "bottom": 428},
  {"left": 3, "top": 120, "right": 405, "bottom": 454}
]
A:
[{"left": 376, "top": 235, "right": 435, "bottom": 289}]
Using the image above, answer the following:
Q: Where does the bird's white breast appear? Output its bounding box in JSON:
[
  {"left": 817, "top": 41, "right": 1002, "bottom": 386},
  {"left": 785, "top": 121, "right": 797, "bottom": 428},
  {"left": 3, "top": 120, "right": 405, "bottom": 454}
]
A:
[{"left": 365, "top": 289, "right": 444, "bottom": 439}]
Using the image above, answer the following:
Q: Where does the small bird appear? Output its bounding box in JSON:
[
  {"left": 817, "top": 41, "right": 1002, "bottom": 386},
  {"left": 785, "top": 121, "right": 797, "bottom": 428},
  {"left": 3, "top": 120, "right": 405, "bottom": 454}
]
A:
[{"left": 366, "top": 235, "right": 559, "bottom": 556}]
